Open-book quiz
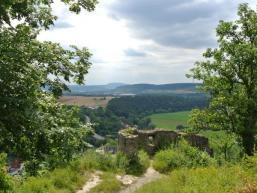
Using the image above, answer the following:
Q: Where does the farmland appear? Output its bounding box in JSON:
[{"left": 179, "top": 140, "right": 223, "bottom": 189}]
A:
[
  {"left": 149, "top": 111, "right": 191, "bottom": 130},
  {"left": 58, "top": 96, "right": 114, "bottom": 108}
]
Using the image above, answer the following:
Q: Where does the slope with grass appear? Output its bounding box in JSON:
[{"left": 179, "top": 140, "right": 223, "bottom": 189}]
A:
[
  {"left": 135, "top": 166, "right": 257, "bottom": 193},
  {"left": 149, "top": 111, "right": 190, "bottom": 130},
  {"left": 135, "top": 142, "right": 257, "bottom": 193}
]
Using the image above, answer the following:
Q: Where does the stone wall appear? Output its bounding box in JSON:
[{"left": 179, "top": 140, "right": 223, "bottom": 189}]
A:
[{"left": 118, "top": 128, "right": 213, "bottom": 156}]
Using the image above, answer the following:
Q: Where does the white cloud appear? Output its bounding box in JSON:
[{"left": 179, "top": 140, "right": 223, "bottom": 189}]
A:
[{"left": 38, "top": 0, "right": 257, "bottom": 85}]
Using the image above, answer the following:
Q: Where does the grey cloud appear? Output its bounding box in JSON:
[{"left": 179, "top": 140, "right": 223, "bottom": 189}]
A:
[
  {"left": 124, "top": 48, "right": 146, "bottom": 57},
  {"left": 109, "top": 0, "right": 249, "bottom": 48}
]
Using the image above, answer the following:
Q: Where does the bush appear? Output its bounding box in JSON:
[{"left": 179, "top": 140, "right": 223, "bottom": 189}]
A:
[
  {"left": 0, "top": 154, "right": 13, "bottom": 193},
  {"left": 79, "top": 150, "right": 128, "bottom": 173},
  {"left": 153, "top": 149, "right": 185, "bottom": 173},
  {"left": 114, "top": 152, "right": 129, "bottom": 173},
  {"left": 200, "top": 130, "right": 243, "bottom": 164},
  {"left": 153, "top": 140, "right": 216, "bottom": 173},
  {"left": 126, "top": 150, "right": 150, "bottom": 176},
  {"left": 79, "top": 150, "right": 114, "bottom": 171},
  {"left": 241, "top": 153, "right": 257, "bottom": 178}
]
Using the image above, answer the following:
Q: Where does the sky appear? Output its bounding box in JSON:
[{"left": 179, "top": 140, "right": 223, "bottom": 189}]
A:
[{"left": 38, "top": 0, "right": 256, "bottom": 85}]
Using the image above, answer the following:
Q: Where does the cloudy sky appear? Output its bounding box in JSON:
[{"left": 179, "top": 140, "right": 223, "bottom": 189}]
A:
[{"left": 39, "top": 0, "right": 256, "bottom": 85}]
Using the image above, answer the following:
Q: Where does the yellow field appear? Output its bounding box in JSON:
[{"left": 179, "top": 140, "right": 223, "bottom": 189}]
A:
[{"left": 58, "top": 96, "right": 114, "bottom": 107}]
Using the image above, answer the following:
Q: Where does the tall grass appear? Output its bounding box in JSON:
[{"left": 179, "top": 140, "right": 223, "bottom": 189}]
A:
[
  {"left": 14, "top": 166, "right": 90, "bottom": 193},
  {"left": 137, "top": 152, "right": 257, "bottom": 193},
  {"left": 13, "top": 150, "right": 128, "bottom": 193},
  {"left": 135, "top": 165, "right": 257, "bottom": 193},
  {"left": 88, "top": 173, "right": 122, "bottom": 193}
]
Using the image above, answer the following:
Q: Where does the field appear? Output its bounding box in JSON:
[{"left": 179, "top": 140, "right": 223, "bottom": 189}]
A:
[
  {"left": 150, "top": 111, "right": 190, "bottom": 130},
  {"left": 58, "top": 96, "right": 114, "bottom": 108}
]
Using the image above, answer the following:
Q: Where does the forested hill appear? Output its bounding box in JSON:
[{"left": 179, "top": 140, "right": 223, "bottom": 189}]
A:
[
  {"left": 66, "top": 83, "right": 201, "bottom": 95},
  {"left": 107, "top": 94, "right": 207, "bottom": 117},
  {"left": 113, "top": 83, "right": 201, "bottom": 94}
]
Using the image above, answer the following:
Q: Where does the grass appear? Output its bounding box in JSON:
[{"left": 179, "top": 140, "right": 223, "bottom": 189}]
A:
[
  {"left": 14, "top": 164, "right": 90, "bottom": 193},
  {"left": 149, "top": 111, "right": 190, "bottom": 130},
  {"left": 89, "top": 173, "right": 122, "bottom": 193},
  {"left": 12, "top": 150, "right": 149, "bottom": 193},
  {"left": 135, "top": 165, "right": 257, "bottom": 193},
  {"left": 13, "top": 150, "right": 128, "bottom": 193}
]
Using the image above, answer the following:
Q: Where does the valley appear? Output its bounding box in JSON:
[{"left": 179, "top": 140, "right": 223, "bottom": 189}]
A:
[{"left": 2, "top": 1, "right": 257, "bottom": 193}]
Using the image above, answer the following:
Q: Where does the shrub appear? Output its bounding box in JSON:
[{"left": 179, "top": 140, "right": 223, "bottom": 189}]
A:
[
  {"left": 200, "top": 130, "right": 243, "bottom": 164},
  {"left": 79, "top": 150, "right": 114, "bottom": 171},
  {"left": 125, "top": 150, "right": 150, "bottom": 176},
  {"left": 114, "top": 152, "right": 129, "bottom": 173},
  {"left": 153, "top": 149, "right": 186, "bottom": 173},
  {"left": 0, "top": 154, "right": 13, "bottom": 193},
  {"left": 153, "top": 140, "right": 216, "bottom": 173},
  {"left": 241, "top": 153, "right": 257, "bottom": 178}
]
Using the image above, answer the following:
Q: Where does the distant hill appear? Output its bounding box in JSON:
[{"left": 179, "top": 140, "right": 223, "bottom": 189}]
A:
[
  {"left": 113, "top": 83, "right": 201, "bottom": 95},
  {"left": 65, "top": 83, "right": 202, "bottom": 96},
  {"left": 65, "top": 83, "right": 127, "bottom": 95}
]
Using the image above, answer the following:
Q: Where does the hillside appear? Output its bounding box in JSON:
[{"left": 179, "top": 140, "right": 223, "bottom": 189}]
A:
[
  {"left": 113, "top": 83, "right": 201, "bottom": 95},
  {"left": 66, "top": 83, "right": 126, "bottom": 95},
  {"left": 65, "top": 83, "right": 202, "bottom": 95}
]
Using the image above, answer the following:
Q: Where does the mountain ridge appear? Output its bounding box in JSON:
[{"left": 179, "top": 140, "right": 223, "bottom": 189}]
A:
[{"left": 66, "top": 83, "right": 201, "bottom": 95}]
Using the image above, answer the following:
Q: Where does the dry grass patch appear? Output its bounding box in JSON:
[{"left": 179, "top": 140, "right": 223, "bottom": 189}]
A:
[{"left": 58, "top": 96, "right": 114, "bottom": 107}]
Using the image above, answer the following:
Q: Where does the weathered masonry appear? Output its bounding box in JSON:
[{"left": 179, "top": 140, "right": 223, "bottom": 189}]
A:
[{"left": 118, "top": 128, "right": 213, "bottom": 156}]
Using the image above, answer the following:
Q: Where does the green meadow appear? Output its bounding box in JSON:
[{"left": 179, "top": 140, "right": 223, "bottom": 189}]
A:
[{"left": 149, "top": 111, "right": 191, "bottom": 130}]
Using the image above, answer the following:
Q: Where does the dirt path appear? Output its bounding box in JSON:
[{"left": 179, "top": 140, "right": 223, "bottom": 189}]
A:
[
  {"left": 118, "top": 162, "right": 162, "bottom": 193},
  {"left": 76, "top": 171, "right": 102, "bottom": 193}
]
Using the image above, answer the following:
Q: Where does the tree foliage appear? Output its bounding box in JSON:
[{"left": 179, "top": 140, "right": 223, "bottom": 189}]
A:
[
  {"left": 0, "top": 0, "right": 97, "bottom": 175},
  {"left": 0, "top": 0, "right": 97, "bottom": 29},
  {"left": 107, "top": 94, "right": 208, "bottom": 119},
  {"left": 188, "top": 4, "right": 257, "bottom": 155}
]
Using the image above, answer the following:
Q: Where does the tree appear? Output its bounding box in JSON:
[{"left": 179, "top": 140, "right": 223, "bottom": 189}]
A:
[
  {"left": 188, "top": 4, "right": 257, "bottom": 155},
  {"left": 0, "top": 0, "right": 98, "bottom": 173},
  {"left": 0, "top": 0, "right": 97, "bottom": 29}
]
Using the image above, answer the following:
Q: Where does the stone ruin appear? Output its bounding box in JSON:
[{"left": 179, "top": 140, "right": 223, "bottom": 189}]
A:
[{"left": 118, "top": 128, "right": 213, "bottom": 156}]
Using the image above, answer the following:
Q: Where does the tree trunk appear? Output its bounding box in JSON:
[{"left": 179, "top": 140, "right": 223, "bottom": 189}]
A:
[{"left": 241, "top": 132, "right": 255, "bottom": 156}]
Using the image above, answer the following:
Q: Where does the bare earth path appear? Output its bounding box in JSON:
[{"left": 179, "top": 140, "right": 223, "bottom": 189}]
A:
[
  {"left": 76, "top": 171, "right": 102, "bottom": 193},
  {"left": 118, "top": 162, "right": 162, "bottom": 193}
]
